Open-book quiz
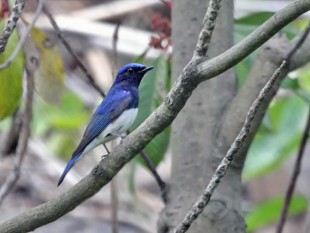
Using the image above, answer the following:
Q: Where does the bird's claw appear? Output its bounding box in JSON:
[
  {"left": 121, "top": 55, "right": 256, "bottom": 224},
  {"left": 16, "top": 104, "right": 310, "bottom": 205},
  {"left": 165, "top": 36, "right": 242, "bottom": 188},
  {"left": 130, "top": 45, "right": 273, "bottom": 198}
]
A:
[{"left": 101, "top": 153, "right": 110, "bottom": 159}]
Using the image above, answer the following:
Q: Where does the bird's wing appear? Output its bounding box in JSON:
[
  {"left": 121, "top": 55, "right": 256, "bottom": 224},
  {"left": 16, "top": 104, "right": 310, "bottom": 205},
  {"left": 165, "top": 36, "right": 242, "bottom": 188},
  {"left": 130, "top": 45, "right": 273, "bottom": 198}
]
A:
[
  {"left": 57, "top": 90, "right": 133, "bottom": 186},
  {"left": 72, "top": 90, "right": 133, "bottom": 157}
]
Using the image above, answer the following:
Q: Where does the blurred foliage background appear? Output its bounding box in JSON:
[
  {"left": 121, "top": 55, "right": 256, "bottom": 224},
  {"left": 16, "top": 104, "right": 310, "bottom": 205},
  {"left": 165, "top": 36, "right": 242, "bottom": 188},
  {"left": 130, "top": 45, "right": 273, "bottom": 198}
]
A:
[{"left": 0, "top": 0, "right": 309, "bottom": 233}]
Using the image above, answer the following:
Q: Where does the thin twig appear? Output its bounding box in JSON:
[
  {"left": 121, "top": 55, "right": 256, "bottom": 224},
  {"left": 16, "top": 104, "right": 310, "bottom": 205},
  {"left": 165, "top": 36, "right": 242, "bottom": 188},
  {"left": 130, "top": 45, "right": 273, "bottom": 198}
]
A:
[
  {"left": 0, "top": 0, "right": 25, "bottom": 54},
  {"left": 0, "top": 0, "right": 44, "bottom": 70},
  {"left": 139, "top": 150, "right": 167, "bottom": 202},
  {"left": 0, "top": 58, "right": 35, "bottom": 206},
  {"left": 42, "top": 5, "right": 105, "bottom": 97},
  {"left": 275, "top": 109, "right": 310, "bottom": 233},
  {"left": 126, "top": 128, "right": 167, "bottom": 202},
  {"left": 195, "top": 0, "right": 222, "bottom": 57},
  {"left": 0, "top": 1, "right": 309, "bottom": 231},
  {"left": 275, "top": 21, "right": 310, "bottom": 233},
  {"left": 171, "top": 19, "right": 310, "bottom": 233}
]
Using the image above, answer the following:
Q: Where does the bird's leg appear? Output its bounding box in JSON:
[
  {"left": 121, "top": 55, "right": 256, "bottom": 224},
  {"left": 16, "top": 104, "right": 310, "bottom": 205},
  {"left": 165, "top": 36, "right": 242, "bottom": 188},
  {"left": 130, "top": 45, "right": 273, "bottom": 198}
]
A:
[{"left": 101, "top": 143, "right": 110, "bottom": 159}]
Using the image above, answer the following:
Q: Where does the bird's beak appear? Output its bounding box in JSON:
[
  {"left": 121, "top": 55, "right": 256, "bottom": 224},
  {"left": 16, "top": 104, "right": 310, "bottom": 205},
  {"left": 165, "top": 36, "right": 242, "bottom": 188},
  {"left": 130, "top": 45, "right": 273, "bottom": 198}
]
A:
[{"left": 139, "top": 66, "right": 154, "bottom": 74}]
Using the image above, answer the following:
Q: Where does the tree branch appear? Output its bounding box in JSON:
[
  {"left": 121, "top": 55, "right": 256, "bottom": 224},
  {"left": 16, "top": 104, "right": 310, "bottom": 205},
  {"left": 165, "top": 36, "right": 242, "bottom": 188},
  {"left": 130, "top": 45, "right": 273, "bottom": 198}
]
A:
[
  {"left": 276, "top": 108, "right": 310, "bottom": 233},
  {"left": 276, "top": 23, "right": 310, "bottom": 232},
  {"left": 0, "top": 0, "right": 25, "bottom": 54},
  {"left": 198, "top": 0, "right": 310, "bottom": 79},
  {"left": 0, "top": 55, "right": 35, "bottom": 206},
  {"left": 171, "top": 16, "right": 310, "bottom": 233},
  {"left": 0, "top": 0, "right": 310, "bottom": 232},
  {"left": 139, "top": 150, "right": 167, "bottom": 202},
  {"left": 42, "top": 5, "right": 105, "bottom": 97}
]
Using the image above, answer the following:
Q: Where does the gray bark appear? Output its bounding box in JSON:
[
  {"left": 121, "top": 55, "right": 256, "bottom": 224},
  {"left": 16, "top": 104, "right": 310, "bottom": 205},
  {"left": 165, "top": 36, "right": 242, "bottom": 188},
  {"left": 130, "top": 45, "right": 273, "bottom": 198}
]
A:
[
  {"left": 1, "top": 0, "right": 310, "bottom": 231},
  {"left": 158, "top": 1, "right": 246, "bottom": 232}
]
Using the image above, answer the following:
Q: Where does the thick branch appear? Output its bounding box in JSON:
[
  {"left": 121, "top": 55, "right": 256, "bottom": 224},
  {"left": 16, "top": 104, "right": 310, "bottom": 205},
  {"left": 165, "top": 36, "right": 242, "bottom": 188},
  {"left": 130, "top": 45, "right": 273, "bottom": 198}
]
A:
[
  {"left": 220, "top": 30, "right": 310, "bottom": 168},
  {"left": 197, "top": 0, "right": 310, "bottom": 79},
  {"left": 0, "top": 0, "right": 310, "bottom": 232},
  {"left": 170, "top": 18, "right": 310, "bottom": 233},
  {"left": 171, "top": 60, "right": 288, "bottom": 233},
  {"left": 0, "top": 0, "right": 25, "bottom": 54}
]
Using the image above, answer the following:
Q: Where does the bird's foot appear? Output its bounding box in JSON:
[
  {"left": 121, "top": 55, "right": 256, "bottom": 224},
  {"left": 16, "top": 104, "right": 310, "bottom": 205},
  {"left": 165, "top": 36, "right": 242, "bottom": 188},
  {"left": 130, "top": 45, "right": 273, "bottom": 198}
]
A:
[{"left": 101, "top": 153, "right": 110, "bottom": 159}]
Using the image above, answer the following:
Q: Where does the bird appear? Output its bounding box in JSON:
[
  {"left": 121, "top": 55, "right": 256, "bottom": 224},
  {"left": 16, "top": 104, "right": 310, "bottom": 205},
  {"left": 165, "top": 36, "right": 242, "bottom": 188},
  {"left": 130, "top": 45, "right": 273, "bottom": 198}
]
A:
[{"left": 57, "top": 63, "right": 153, "bottom": 186}]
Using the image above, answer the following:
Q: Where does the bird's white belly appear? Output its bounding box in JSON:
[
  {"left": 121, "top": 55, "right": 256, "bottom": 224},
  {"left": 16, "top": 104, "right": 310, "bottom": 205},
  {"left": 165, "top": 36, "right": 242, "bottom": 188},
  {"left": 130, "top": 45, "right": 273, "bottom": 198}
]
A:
[{"left": 82, "top": 108, "right": 138, "bottom": 155}]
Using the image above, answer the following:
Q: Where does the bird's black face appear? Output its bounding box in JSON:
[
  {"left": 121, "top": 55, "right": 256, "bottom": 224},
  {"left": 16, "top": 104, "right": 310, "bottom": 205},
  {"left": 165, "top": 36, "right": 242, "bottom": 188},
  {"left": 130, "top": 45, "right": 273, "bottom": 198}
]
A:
[{"left": 115, "top": 63, "right": 154, "bottom": 86}]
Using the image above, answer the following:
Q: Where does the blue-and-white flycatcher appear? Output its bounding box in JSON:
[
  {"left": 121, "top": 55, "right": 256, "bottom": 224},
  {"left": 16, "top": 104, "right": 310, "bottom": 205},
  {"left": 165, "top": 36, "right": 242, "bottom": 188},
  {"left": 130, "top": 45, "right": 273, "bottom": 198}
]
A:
[{"left": 58, "top": 63, "right": 153, "bottom": 186}]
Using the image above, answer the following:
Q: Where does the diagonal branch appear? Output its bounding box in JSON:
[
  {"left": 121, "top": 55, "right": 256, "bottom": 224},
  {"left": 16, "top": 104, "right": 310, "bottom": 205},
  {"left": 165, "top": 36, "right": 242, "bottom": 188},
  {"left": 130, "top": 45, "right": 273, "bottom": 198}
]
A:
[
  {"left": 139, "top": 150, "right": 167, "bottom": 202},
  {"left": 0, "top": 0, "right": 310, "bottom": 232},
  {"left": 171, "top": 17, "right": 310, "bottom": 233},
  {"left": 42, "top": 5, "right": 105, "bottom": 97},
  {"left": 0, "top": 0, "right": 25, "bottom": 54},
  {"left": 276, "top": 108, "right": 310, "bottom": 233},
  {"left": 275, "top": 22, "right": 310, "bottom": 233},
  {"left": 197, "top": 0, "right": 310, "bottom": 79}
]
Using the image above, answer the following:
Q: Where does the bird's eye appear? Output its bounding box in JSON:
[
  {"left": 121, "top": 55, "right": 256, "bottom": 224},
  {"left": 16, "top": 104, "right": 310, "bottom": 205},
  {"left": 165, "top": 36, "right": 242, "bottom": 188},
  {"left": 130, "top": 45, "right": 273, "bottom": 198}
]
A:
[{"left": 127, "top": 68, "right": 134, "bottom": 74}]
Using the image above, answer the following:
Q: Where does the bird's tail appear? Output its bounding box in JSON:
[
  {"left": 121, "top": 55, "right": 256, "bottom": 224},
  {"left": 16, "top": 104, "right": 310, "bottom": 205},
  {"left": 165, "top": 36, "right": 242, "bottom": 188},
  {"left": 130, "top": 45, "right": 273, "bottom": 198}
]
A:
[{"left": 57, "top": 154, "right": 80, "bottom": 186}]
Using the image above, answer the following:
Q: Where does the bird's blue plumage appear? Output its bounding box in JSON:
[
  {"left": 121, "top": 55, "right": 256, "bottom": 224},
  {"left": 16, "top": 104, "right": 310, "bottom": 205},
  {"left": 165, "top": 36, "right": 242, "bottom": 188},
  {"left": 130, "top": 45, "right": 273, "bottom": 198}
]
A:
[
  {"left": 72, "top": 90, "right": 133, "bottom": 158},
  {"left": 58, "top": 63, "right": 153, "bottom": 186},
  {"left": 117, "top": 63, "right": 146, "bottom": 76}
]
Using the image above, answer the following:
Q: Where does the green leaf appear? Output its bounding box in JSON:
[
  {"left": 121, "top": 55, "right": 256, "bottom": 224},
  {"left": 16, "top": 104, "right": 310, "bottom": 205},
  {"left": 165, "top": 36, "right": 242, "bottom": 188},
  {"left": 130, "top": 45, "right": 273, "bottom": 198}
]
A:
[
  {"left": 246, "top": 195, "right": 308, "bottom": 232},
  {"left": 281, "top": 77, "right": 299, "bottom": 90},
  {"left": 243, "top": 95, "right": 308, "bottom": 180},
  {"left": 135, "top": 127, "right": 170, "bottom": 167},
  {"left": 235, "top": 12, "right": 274, "bottom": 25},
  {"left": 297, "top": 65, "right": 310, "bottom": 93},
  {"left": 32, "top": 92, "right": 89, "bottom": 136},
  {"left": 131, "top": 55, "right": 171, "bottom": 167},
  {"left": 0, "top": 20, "right": 24, "bottom": 120},
  {"left": 26, "top": 21, "right": 65, "bottom": 105}
]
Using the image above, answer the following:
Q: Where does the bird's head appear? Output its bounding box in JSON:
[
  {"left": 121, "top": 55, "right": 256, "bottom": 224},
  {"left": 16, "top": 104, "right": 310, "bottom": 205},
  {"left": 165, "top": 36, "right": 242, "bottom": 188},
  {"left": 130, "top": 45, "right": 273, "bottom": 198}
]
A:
[{"left": 115, "top": 63, "right": 154, "bottom": 86}]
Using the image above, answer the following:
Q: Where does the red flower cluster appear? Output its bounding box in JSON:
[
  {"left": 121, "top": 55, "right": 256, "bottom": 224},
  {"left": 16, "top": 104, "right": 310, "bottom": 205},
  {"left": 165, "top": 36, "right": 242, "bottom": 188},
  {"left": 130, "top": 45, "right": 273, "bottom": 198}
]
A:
[
  {"left": 149, "top": 13, "right": 172, "bottom": 50},
  {"left": 161, "top": 0, "right": 172, "bottom": 10},
  {"left": 0, "top": 0, "right": 10, "bottom": 18}
]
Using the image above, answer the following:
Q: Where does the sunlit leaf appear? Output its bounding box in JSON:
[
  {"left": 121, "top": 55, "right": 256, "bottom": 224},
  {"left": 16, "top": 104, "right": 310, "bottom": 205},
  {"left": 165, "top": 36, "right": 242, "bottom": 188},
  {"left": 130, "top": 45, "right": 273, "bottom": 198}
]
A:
[
  {"left": 243, "top": 95, "right": 308, "bottom": 180},
  {"left": 246, "top": 195, "right": 308, "bottom": 232},
  {"left": 0, "top": 20, "right": 23, "bottom": 120},
  {"left": 236, "top": 12, "right": 274, "bottom": 25},
  {"left": 296, "top": 65, "right": 310, "bottom": 93},
  {"left": 281, "top": 77, "right": 299, "bottom": 90},
  {"left": 131, "top": 55, "right": 171, "bottom": 167},
  {"left": 32, "top": 92, "right": 89, "bottom": 136},
  {"left": 27, "top": 23, "right": 65, "bottom": 105}
]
